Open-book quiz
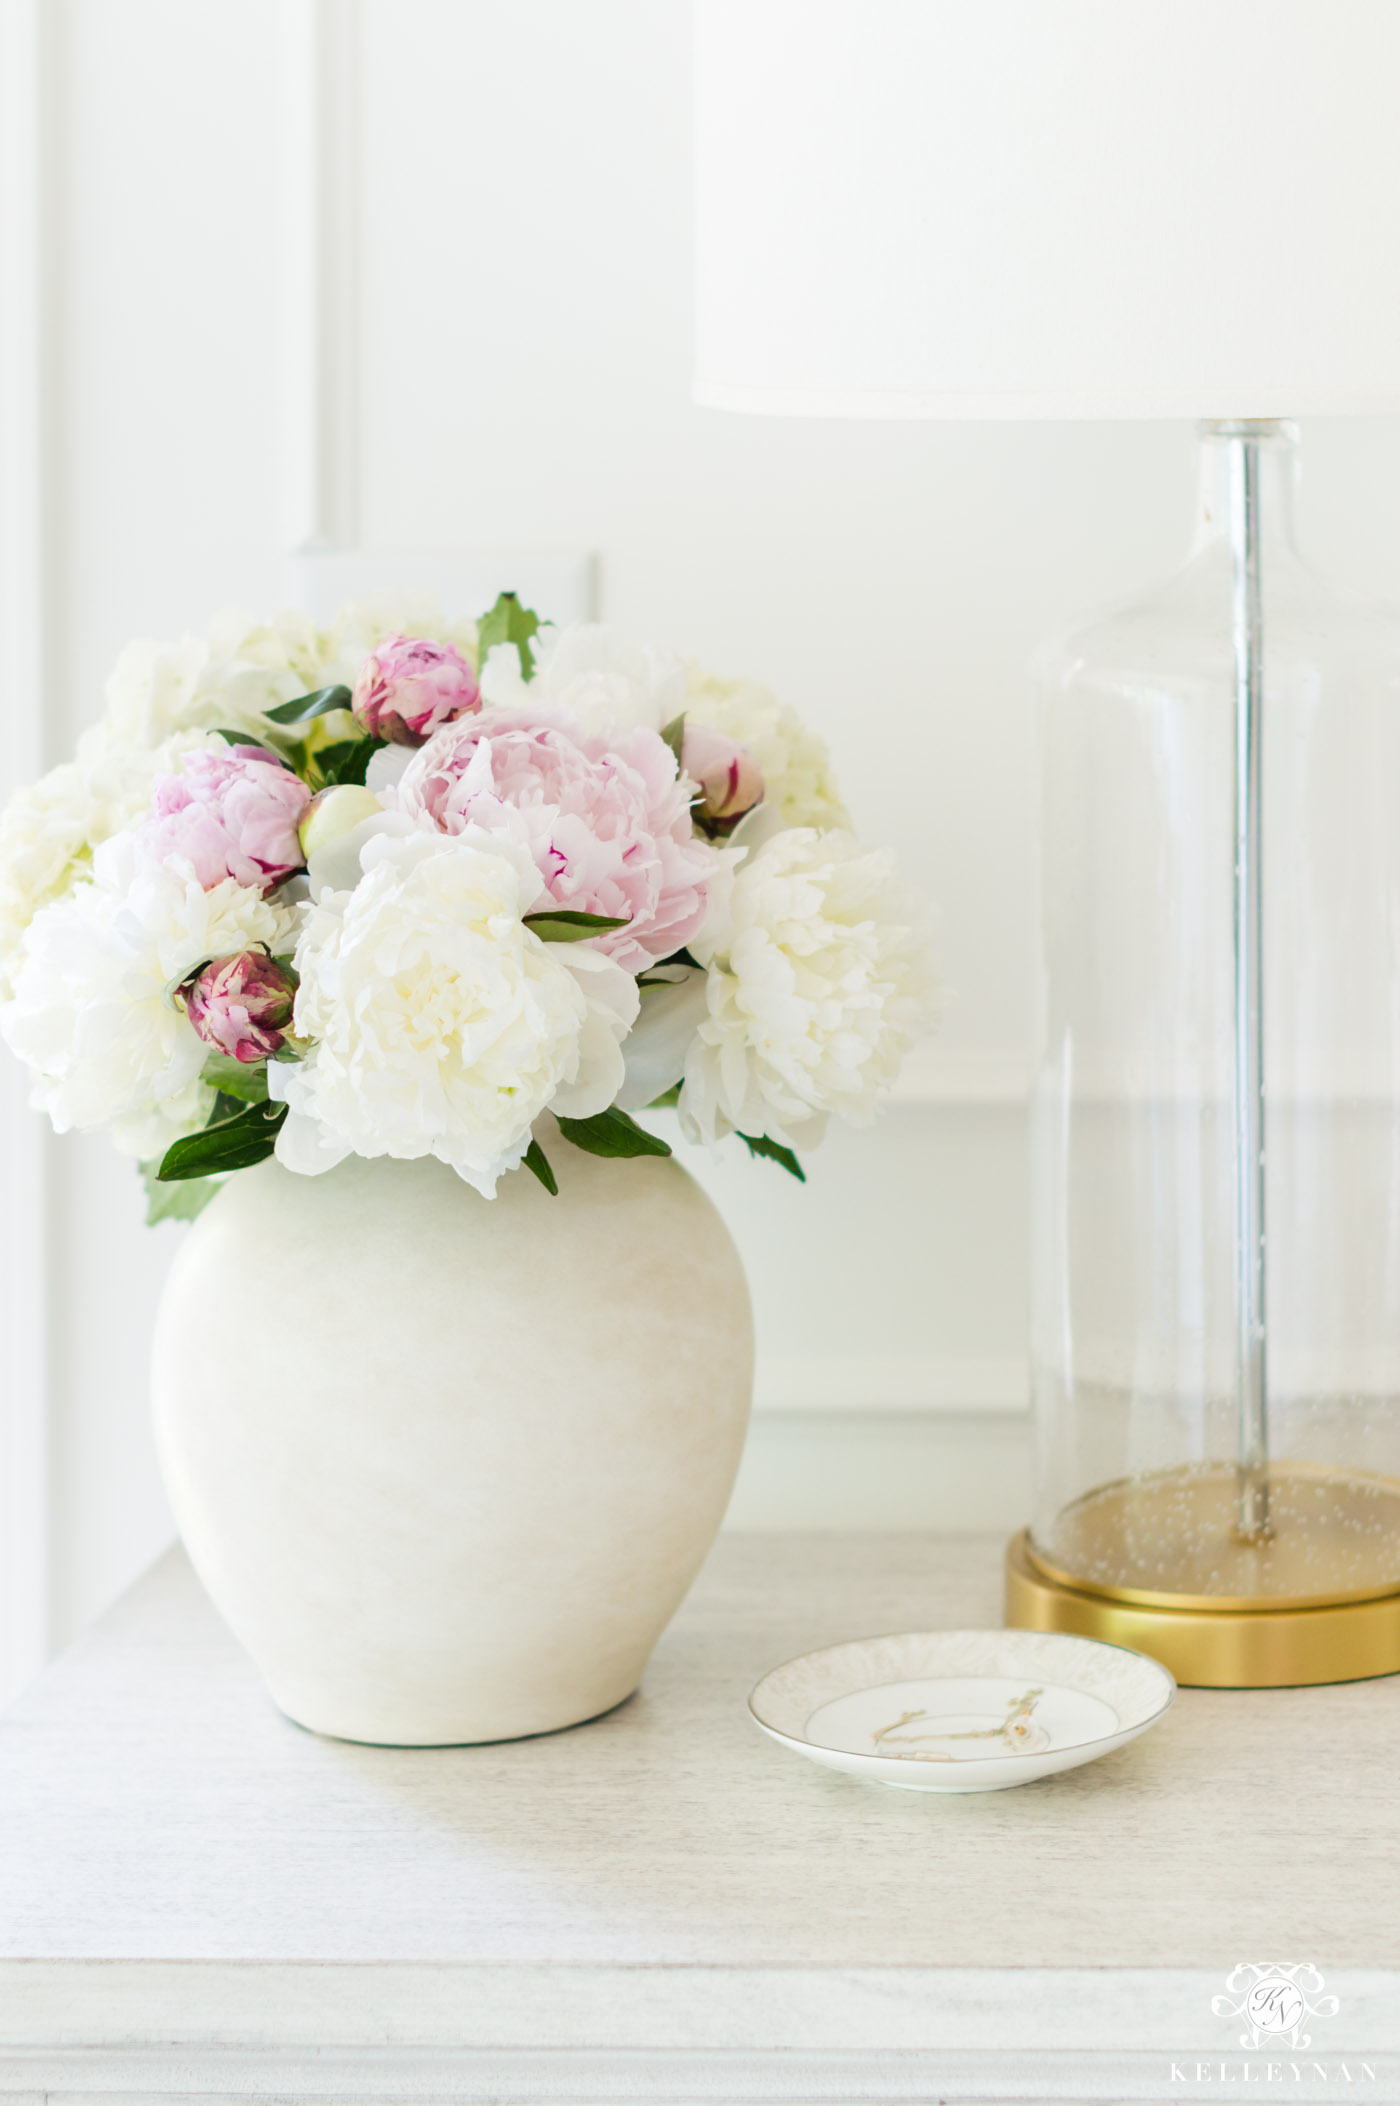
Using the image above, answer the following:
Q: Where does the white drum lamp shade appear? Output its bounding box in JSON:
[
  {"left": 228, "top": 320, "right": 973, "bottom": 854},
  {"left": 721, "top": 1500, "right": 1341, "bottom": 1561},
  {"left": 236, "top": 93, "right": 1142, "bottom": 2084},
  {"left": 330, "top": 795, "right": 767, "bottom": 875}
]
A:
[
  {"left": 695, "top": 0, "right": 1400, "bottom": 1689},
  {"left": 693, "top": 0, "right": 1400, "bottom": 421}
]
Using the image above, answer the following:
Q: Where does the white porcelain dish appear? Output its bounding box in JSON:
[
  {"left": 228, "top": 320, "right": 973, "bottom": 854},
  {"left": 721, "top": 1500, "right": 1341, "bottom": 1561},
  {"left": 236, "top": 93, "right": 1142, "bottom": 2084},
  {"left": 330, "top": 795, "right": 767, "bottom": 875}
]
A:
[{"left": 748, "top": 1628, "right": 1175, "bottom": 1793}]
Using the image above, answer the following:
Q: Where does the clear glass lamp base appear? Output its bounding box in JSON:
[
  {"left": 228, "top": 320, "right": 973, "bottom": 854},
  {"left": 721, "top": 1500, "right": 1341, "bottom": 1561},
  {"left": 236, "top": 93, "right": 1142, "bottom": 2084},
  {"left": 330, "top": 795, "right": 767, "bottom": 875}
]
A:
[
  {"left": 1012, "top": 420, "right": 1400, "bottom": 1685},
  {"left": 1031, "top": 1463, "right": 1400, "bottom": 1608}
]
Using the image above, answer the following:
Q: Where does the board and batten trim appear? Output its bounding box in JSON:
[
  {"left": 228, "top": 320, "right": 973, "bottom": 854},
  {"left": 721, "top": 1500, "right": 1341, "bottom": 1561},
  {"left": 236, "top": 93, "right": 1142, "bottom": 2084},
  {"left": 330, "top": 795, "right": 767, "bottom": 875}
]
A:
[
  {"left": 0, "top": 0, "right": 55, "bottom": 1701},
  {"left": 889, "top": 1045, "right": 1028, "bottom": 1105},
  {"left": 755, "top": 1355, "right": 1027, "bottom": 1415},
  {"left": 280, "top": 0, "right": 361, "bottom": 552},
  {"left": 264, "top": 2, "right": 1031, "bottom": 1449}
]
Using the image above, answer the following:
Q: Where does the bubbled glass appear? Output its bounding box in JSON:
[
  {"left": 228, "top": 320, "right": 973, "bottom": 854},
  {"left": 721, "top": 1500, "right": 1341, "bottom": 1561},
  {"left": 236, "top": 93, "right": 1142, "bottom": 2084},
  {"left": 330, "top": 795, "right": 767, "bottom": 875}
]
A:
[{"left": 1030, "top": 422, "right": 1400, "bottom": 1607}]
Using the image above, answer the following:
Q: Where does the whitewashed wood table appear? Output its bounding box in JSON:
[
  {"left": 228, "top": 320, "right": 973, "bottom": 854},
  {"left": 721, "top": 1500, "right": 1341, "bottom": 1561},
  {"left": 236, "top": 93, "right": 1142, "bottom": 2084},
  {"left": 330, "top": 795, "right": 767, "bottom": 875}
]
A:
[{"left": 1, "top": 1534, "right": 1398, "bottom": 2105}]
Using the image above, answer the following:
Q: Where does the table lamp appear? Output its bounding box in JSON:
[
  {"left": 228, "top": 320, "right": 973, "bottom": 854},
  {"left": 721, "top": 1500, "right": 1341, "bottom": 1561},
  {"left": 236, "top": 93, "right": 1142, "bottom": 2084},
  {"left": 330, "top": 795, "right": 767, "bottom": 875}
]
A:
[{"left": 694, "top": 0, "right": 1400, "bottom": 1685}]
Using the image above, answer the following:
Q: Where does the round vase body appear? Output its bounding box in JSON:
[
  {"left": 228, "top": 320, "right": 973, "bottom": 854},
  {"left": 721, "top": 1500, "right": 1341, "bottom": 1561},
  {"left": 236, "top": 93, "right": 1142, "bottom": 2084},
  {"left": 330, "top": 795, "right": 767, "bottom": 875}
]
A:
[{"left": 151, "top": 1134, "right": 753, "bottom": 1744}]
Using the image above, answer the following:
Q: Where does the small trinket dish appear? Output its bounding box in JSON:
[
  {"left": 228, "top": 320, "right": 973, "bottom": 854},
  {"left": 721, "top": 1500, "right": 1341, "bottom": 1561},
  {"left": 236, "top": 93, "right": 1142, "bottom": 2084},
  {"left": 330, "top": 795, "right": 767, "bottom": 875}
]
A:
[{"left": 748, "top": 1628, "right": 1174, "bottom": 1793}]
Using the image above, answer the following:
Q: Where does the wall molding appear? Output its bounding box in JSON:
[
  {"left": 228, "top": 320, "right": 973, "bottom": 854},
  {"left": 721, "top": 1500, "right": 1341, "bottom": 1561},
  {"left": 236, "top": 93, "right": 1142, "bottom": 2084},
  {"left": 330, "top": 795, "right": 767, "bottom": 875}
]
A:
[
  {"left": 288, "top": 546, "right": 598, "bottom": 625},
  {"left": 889, "top": 1045, "right": 1028, "bottom": 1106},
  {"left": 0, "top": 0, "right": 55, "bottom": 1701},
  {"left": 281, "top": 0, "right": 361, "bottom": 552},
  {"left": 891, "top": 1046, "right": 1400, "bottom": 1109},
  {"left": 755, "top": 1354, "right": 1028, "bottom": 1416}
]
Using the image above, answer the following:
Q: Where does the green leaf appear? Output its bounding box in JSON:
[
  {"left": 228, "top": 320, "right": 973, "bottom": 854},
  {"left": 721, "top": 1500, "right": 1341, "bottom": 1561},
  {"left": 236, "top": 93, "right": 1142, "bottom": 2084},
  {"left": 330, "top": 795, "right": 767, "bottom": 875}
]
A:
[
  {"left": 660, "top": 712, "right": 687, "bottom": 768},
  {"left": 140, "top": 1161, "right": 228, "bottom": 1226},
  {"left": 158, "top": 1099, "right": 288, "bottom": 1182},
  {"left": 309, "top": 734, "right": 377, "bottom": 788},
  {"left": 645, "top": 1083, "right": 681, "bottom": 1108},
  {"left": 523, "top": 908, "right": 630, "bottom": 943},
  {"left": 264, "top": 684, "right": 354, "bottom": 727},
  {"left": 199, "top": 1052, "right": 269, "bottom": 1103},
  {"left": 556, "top": 1107, "right": 672, "bottom": 1160},
  {"left": 522, "top": 1136, "right": 559, "bottom": 1195},
  {"left": 738, "top": 1131, "right": 806, "bottom": 1182},
  {"left": 477, "top": 591, "right": 541, "bottom": 680},
  {"left": 211, "top": 728, "right": 279, "bottom": 755}
]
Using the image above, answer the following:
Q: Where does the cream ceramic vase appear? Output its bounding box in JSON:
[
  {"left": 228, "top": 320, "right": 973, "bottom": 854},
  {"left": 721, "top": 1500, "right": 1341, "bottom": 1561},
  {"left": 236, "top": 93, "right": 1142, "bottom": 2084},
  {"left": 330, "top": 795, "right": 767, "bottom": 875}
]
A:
[{"left": 150, "top": 1127, "right": 753, "bottom": 1745}]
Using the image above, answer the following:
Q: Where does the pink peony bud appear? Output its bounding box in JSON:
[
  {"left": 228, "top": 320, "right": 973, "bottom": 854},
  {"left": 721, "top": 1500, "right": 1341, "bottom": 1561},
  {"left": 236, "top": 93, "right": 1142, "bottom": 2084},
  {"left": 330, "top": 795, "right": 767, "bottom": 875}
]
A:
[
  {"left": 184, "top": 950, "right": 298, "bottom": 1064},
  {"left": 681, "top": 722, "right": 764, "bottom": 824},
  {"left": 351, "top": 634, "right": 481, "bottom": 746}
]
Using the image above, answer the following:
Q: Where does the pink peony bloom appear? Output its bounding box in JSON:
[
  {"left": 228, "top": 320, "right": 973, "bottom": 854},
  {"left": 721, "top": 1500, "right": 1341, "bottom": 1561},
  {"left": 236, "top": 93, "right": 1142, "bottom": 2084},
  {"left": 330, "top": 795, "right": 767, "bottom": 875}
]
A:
[
  {"left": 351, "top": 634, "right": 480, "bottom": 745},
  {"left": 396, "top": 706, "right": 718, "bottom": 971},
  {"left": 184, "top": 950, "right": 298, "bottom": 1063},
  {"left": 682, "top": 722, "right": 764, "bottom": 824},
  {"left": 140, "top": 747, "right": 311, "bottom": 892}
]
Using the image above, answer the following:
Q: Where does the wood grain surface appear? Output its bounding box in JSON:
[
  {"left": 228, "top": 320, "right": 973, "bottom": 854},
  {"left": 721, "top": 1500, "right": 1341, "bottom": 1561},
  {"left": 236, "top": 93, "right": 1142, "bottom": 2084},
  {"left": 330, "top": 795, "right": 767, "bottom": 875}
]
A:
[{"left": 0, "top": 1534, "right": 1396, "bottom": 2090}]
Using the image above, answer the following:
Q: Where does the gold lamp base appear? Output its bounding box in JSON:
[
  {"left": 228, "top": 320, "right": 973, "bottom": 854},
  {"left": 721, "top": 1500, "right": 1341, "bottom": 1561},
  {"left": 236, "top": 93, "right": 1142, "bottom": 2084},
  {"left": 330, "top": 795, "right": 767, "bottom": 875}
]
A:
[{"left": 1005, "top": 1530, "right": 1400, "bottom": 1687}]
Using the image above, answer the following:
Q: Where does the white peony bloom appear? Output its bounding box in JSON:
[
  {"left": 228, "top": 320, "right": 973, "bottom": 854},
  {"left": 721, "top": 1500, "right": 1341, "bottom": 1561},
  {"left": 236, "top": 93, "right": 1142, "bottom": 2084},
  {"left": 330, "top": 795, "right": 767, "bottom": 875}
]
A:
[
  {"left": 205, "top": 607, "right": 326, "bottom": 678},
  {"left": 480, "top": 622, "right": 685, "bottom": 733},
  {"left": 269, "top": 828, "right": 640, "bottom": 1197},
  {"left": 0, "top": 726, "right": 216, "bottom": 996},
  {"left": 75, "top": 721, "right": 216, "bottom": 828},
  {"left": 102, "top": 637, "right": 218, "bottom": 748},
  {"left": 680, "top": 827, "right": 935, "bottom": 1149},
  {"left": 101, "top": 602, "right": 483, "bottom": 755},
  {"left": 615, "top": 966, "right": 710, "bottom": 1111},
  {"left": 683, "top": 666, "right": 849, "bottom": 832},
  {"left": 0, "top": 761, "right": 107, "bottom": 993},
  {"left": 0, "top": 831, "right": 293, "bottom": 1154},
  {"left": 109, "top": 1078, "right": 221, "bottom": 1164},
  {"left": 102, "top": 612, "right": 322, "bottom": 750},
  {"left": 316, "top": 596, "right": 480, "bottom": 687},
  {"left": 303, "top": 806, "right": 415, "bottom": 901}
]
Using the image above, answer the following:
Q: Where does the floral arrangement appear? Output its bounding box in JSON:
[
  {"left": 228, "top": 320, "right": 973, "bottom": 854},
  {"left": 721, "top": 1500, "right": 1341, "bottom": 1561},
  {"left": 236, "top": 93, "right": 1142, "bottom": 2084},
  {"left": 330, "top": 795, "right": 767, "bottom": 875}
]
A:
[{"left": 0, "top": 594, "right": 933, "bottom": 1218}]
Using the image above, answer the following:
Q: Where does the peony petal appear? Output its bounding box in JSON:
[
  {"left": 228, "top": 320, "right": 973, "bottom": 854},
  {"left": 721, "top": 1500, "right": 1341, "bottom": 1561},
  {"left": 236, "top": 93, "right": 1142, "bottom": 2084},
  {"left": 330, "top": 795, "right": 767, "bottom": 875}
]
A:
[
  {"left": 273, "top": 1105, "right": 353, "bottom": 1176},
  {"left": 615, "top": 968, "right": 708, "bottom": 1111}
]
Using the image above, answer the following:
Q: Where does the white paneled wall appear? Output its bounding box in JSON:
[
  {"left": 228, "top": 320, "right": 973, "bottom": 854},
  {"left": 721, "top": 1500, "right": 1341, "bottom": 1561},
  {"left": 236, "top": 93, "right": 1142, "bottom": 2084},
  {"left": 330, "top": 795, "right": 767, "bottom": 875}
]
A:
[
  {"left": 0, "top": 0, "right": 55, "bottom": 1698},
  {"left": 6, "top": 0, "right": 1400, "bottom": 1689}
]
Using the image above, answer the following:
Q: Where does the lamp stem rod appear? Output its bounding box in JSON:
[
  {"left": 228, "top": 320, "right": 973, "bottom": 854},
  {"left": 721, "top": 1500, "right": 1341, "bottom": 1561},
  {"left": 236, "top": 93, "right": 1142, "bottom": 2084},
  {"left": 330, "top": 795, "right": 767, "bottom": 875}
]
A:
[{"left": 1228, "top": 432, "right": 1270, "bottom": 1542}]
